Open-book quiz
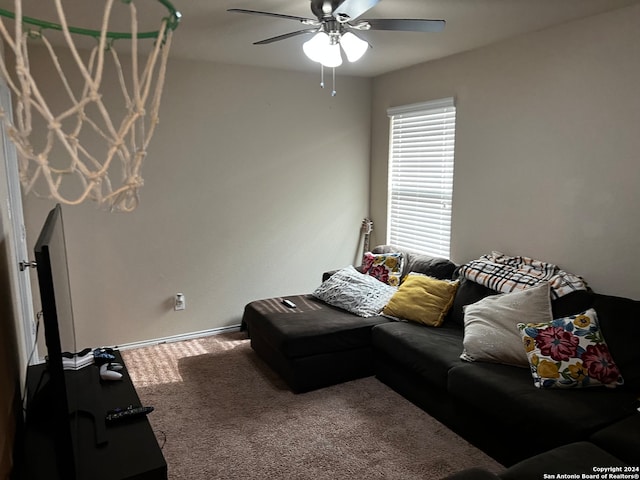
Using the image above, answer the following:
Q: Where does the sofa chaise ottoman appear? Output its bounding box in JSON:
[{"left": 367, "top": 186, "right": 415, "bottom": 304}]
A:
[
  {"left": 242, "top": 294, "right": 392, "bottom": 392},
  {"left": 241, "top": 246, "right": 458, "bottom": 393}
]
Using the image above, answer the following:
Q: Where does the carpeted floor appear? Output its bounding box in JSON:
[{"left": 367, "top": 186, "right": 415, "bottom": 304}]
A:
[{"left": 122, "top": 332, "right": 504, "bottom": 480}]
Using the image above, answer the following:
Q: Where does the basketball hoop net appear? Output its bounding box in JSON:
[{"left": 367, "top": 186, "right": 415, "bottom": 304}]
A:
[{"left": 0, "top": 0, "right": 181, "bottom": 212}]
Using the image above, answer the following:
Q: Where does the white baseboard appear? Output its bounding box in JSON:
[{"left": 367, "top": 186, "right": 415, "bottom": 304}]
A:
[{"left": 113, "top": 324, "right": 243, "bottom": 351}]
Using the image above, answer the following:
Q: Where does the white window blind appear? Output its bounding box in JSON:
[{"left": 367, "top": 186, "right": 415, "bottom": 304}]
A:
[{"left": 387, "top": 97, "right": 456, "bottom": 258}]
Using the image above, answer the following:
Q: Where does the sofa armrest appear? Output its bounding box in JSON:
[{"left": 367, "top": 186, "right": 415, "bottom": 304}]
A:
[{"left": 442, "top": 468, "right": 501, "bottom": 480}]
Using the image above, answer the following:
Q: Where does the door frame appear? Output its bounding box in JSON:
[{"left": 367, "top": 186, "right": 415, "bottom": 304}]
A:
[{"left": 0, "top": 77, "right": 37, "bottom": 376}]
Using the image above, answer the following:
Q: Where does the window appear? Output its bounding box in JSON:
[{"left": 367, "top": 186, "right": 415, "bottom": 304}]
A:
[{"left": 387, "top": 97, "right": 456, "bottom": 258}]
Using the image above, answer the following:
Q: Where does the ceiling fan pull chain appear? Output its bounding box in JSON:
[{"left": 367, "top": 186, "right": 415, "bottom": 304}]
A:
[
  {"left": 332, "top": 68, "right": 337, "bottom": 96},
  {"left": 320, "top": 64, "right": 325, "bottom": 89}
]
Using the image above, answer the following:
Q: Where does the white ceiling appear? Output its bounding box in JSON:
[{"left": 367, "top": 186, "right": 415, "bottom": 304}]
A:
[{"left": 3, "top": 0, "right": 640, "bottom": 77}]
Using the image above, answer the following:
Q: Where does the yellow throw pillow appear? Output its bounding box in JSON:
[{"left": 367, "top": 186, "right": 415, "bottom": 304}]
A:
[{"left": 383, "top": 274, "right": 459, "bottom": 327}]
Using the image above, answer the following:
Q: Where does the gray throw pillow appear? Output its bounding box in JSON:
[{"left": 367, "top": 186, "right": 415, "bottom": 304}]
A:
[{"left": 312, "top": 265, "right": 397, "bottom": 317}]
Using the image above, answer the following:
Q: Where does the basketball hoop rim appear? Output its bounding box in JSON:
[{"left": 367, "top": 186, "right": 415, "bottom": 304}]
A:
[{"left": 0, "top": 0, "right": 181, "bottom": 40}]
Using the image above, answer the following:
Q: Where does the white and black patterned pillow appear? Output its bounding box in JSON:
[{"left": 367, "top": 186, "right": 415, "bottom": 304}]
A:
[{"left": 312, "top": 265, "right": 397, "bottom": 317}]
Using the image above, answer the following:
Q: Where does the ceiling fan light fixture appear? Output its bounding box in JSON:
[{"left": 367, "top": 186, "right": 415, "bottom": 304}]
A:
[
  {"left": 340, "top": 32, "right": 368, "bottom": 62},
  {"left": 303, "top": 31, "right": 343, "bottom": 68},
  {"left": 321, "top": 42, "right": 343, "bottom": 68},
  {"left": 303, "top": 32, "right": 329, "bottom": 63}
]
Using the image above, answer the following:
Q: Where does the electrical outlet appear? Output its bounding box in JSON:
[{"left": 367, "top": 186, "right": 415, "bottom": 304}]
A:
[{"left": 174, "top": 293, "right": 185, "bottom": 311}]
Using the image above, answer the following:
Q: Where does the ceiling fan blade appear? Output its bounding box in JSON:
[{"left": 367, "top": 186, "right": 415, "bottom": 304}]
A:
[
  {"left": 363, "top": 18, "right": 446, "bottom": 32},
  {"left": 333, "top": 0, "right": 380, "bottom": 21},
  {"left": 227, "top": 8, "right": 316, "bottom": 24},
  {"left": 253, "top": 29, "right": 317, "bottom": 45}
]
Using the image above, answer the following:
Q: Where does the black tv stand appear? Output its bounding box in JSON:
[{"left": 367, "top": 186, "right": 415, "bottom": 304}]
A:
[
  {"left": 73, "top": 407, "right": 108, "bottom": 447},
  {"left": 26, "top": 368, "right": 108, "bottom": 448},
  {"left": 17, "top": 351, "right": 167, "bottom": 480}
]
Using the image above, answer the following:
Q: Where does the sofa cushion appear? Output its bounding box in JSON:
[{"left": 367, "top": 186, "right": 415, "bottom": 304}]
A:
[
  {"left": 371, "top": 245, "right": 457, "bottom": 280},
  {"left": 446, "top": 278, "right": 500, "bottom": 328},
  {"left": 361, "top": 251, "right": 404, "bottom": 286},
  {"left": 518, "top": 308, "right": 624, "bottom": 389},
  {"left": 383, "top": 274, "right": 459, "bottom": 327},
  {"left": 461, "top": 282, "right": 552, "bottom": 367},
  {"left": 589, "top": 414, "right": 640, "bottom": 465},
  {"left": 551, "top": 289, "right": 594, "bottom": 319},
  {"left": 500, "top": 442, "right": 626, "bottom": 480},
  {"left": 592, "top": 293, "right": 640, "bottom": 392},
  {"left": 243, "top": 295, "right": 391, "bottom": 358},
  {"left": 448, "top": 362, "right": 639, "bottom": 444},
  {"left": 446, "top": 278, "right": 594, "bottom": 329},
  {"left": 372, "top": 321, "right": 465, "bottom": 390},
  {"left": 443, "top": 468, "right": 501, "bottom": 480},
  {"left": 312, "top": 265, "right": 397, "bottom": 317}
]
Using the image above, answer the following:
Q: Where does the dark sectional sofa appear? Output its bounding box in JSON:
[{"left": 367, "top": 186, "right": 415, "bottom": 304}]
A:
[{"left": 241, "top": 245, "right": 640, "bottom": 474}]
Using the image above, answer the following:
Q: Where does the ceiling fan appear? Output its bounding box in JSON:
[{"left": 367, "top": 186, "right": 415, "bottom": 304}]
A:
[
  {"left": 228, "top": 0, "right": 444, "bottom": 95},
  {"left": 228, "top": 0, "right": 445, "bottom": 68}
]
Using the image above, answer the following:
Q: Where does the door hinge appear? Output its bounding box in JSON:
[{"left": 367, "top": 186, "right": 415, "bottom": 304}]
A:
[{"left": 19, "top": 260, "right": 37, "bottom": 271}]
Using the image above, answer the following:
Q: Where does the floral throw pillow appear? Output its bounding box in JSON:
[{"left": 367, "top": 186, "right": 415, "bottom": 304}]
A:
[
  {"left": 517, "top": 308, "right": 624, "bottom": 389},
  {"left": 361, "top": 252, "right": 404, "bottom": 286}
]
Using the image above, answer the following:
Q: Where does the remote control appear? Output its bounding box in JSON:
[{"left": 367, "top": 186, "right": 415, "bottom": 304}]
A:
[
  {"left": 281, "top": 299, "right": 297, "bottom": 309},
  {"left": 106, "top": 405, "right": 154, "bottom": 423}
]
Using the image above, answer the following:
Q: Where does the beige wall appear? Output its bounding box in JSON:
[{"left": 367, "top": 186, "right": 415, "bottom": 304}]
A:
[
  {"left": 370, "top": 4, "right": 640, "bottom": 300},
  {"left": 23, "top": 51, "right": 372, "bottom": 348},
  {"left": 15, "top": 3, "right": 640, "bottom": 352}
]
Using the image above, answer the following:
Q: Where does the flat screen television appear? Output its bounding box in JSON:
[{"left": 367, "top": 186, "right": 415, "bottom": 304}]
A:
[
  {"left": 28, "top": 204, "right": 144, "bottom": 479},
  {"left": 26, "top": 204, "right": 164, "bottom": 479},
  {"left": 32, "top": 203, "right": 78, "bottom": 479}
]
